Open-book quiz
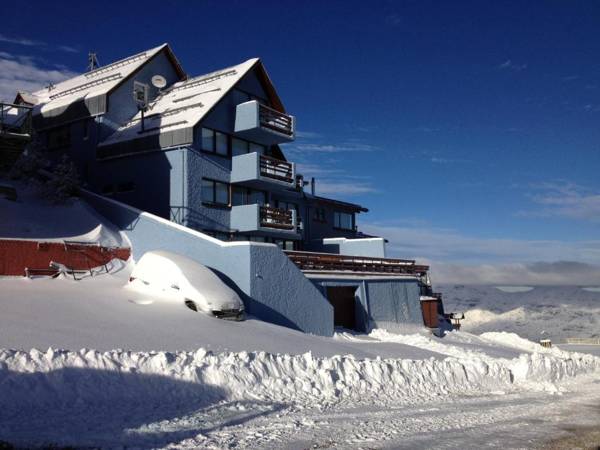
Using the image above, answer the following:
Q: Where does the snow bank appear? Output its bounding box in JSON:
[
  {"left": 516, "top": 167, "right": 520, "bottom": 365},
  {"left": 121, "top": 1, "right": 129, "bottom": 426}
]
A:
[
  {"left": 0, "top": 347, "right": 512, "bottom": 411},
  {"left": 1, "top": 335, "right": 598, "bottom": 417}
]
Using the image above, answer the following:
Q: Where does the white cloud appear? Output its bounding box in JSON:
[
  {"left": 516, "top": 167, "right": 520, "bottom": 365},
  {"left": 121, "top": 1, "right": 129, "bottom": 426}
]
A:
[
  {"left": 361, "top": 222, "right": 600, "bottom": 265},
  {"left": 498, "top": 60, "right": 527, "bottom": 72},
  {"left": 287, "top": 142, "right": 377, "bottom": 153},
  {"left": 315, "top": 181, "right": 378, "bottom": 195},
  {"left": 0, "top": 52, "right": 77, "bottom": 101},
  {"left": 360, "top": 221, "right": 600, "bottom": 285},
  {"left": 295, "top": 130, "right": 322, "bottom": 139},
  {"left": 0, "top": 34, "right": 43, "bottom": 47},
  {"left": 431, "top": 261, "right": 600, "bottom": 286},
  {"left": 524, "top": 181, "right": 600, "bottom": 222},
  {"left": 0, "top": 33, "right": 78, "bottom": 53}
]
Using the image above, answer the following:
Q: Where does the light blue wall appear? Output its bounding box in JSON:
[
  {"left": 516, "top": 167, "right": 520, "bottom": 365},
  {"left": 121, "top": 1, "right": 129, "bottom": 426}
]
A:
[
  {"left": 92, "top": 147, "right": 186, "bottom": 219},
  {"left": 323, "top": 238, "right": 386, "bottom": 258},
  {"left": 82, "top": 190, "right": 334, "bottom": 336},
  {"left": 310, "top": 277, "right": 424, "bottom": 332},
  {"left": 185, "top": 148, "right": 231, "bottom": 232}
]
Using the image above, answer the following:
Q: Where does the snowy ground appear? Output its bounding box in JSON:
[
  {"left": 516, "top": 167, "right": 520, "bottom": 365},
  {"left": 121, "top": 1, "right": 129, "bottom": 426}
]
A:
[
  {"left": 1, "top": 267, "right": 599, "bottom": 448},
  {"left": 0, "top": 181, "right": 127, "bottom": 246},
  {"left": 440, "top": 284, "right": 600, "bottom": 343}
]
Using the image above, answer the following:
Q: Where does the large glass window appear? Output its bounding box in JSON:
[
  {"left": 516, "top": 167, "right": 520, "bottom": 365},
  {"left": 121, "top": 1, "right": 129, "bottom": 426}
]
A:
[
  {"left": 201, "top": 128, "right": 214, "bottom": 152},
  {"left": 334, "top": 211, "right": 354, "bottom": 230},
  {"left": 232, "top": 187, "right": 266, "bottom": 206},
  {"left": 201, "top": 127, "right": 229, "bottom": 156},
  {"left": 202, "top": 178, "right": 229, "bottom": 206}
]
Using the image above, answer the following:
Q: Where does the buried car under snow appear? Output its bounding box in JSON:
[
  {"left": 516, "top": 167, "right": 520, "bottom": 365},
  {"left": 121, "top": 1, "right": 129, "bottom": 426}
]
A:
[{"left": 129, "top": 250, "right": 245, "bottom": 320}]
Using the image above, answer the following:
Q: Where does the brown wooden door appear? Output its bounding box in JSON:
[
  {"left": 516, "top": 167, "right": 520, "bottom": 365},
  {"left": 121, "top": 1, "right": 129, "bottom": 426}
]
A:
[
  {"left": 326, "top": 286, "right": 357, "bottom": 330},
  {"left": 421, "top": 300, "right": 440, "bottom": 328}
]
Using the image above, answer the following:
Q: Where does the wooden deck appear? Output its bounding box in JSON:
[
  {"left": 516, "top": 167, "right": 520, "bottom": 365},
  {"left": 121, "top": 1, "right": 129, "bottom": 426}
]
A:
[{"left": 284, "top": 250, "right": 429, "bottom": 276}]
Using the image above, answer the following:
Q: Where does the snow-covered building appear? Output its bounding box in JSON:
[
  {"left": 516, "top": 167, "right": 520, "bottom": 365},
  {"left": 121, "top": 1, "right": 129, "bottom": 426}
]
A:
[{"left": 11, "top": 44, "right": 448, "bottom": 336}]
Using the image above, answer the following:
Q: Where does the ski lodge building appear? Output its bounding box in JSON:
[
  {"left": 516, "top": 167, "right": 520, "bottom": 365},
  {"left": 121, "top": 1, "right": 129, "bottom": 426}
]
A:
[{"left": 2, "top": 44, "right": 450, "bottom": 336}]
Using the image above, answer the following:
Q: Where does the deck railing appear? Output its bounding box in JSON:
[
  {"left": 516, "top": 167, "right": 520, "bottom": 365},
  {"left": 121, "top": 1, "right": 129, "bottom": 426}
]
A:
[
  {"left": 259, "top": 154, "right": 294, "bottom": 184},
  {"left": 258, "top": 103, "right": 294, "bottom": 136},
  {"left": 0, "top": 103, "right": 33, "bottom": 137},
  {"left": 284, "top": 250, "right": 429, "bottom": 276},
  {"left": 260, "top": 206, "right": 295, "bottom": 230}
]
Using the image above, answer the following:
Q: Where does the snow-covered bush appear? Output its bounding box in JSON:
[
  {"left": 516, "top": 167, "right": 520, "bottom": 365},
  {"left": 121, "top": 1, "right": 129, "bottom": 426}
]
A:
[{"left": 9, "top": 145, "right": 80, "bottom": 203}]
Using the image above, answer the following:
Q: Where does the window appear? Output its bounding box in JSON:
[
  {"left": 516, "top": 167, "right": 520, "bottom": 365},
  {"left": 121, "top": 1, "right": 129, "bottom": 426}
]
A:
[
  {"left": 249, "top": 142, "right": 265, "bottom": 155},
  {"left": 216, "top": 131, "right": 228, "bottom": 156},
  {"left": 277, "top": 201, "right": 297, "bottom": 212},
  {"left": 47, "top": 126, "right": 71, "bottom": 150},
  {"left": 232, "top": 138, "right": 249, "bottom": 156},
  {"left": 232, "top": 187, "right": 266, "bottom": 206},
  {"left": 202, "top": 178, "right": 229, "bottom": 206},
  {"left": 201, "top": 127, "right": 229, "bottom": 156},
  {"left": 313, "top": 207, "right": 326, "bottom": 222},
  {"left": 232, "top": 138, "right": 266, "bottom": 157},
  {"left": 334, "top": 211, "right": 354, "bottom": 230},
  {"left": 275, "top": 240, "right": 296, "bottom": 251}
]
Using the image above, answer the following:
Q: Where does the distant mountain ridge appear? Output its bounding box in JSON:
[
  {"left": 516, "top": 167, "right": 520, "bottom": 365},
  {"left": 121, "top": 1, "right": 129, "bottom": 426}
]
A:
[{"left": 440, "top": 284, "right": 600, "bottom": 342}]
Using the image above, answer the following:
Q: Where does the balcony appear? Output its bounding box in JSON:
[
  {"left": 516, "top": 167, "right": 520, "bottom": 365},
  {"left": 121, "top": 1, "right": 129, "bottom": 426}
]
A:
[
  {"left": 234, "top": 100, "right": 295, "bottom": 144},
  {"left": 284, "top": 251, "right": 430, "bottom": 277},
  {"left": 1, "top": 103, "right": 33, "bottom": 170},
  {"left": 230, "top": 204, "right": 300, "bottom": 238},
  {"left": 231, "top": 152, "right": 296, "bottom": 190}
]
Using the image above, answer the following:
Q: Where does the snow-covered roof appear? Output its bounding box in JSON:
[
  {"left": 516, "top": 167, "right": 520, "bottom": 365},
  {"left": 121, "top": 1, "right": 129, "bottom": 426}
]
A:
[
  {"left": 99, "top": 58, "right": 260, "bottom": 147},
  {"left": 30, "top": 44, "right": 171, "bottom": 117},
  {"left": 14, "top": 91, "right": 40, "bottom": 106}
]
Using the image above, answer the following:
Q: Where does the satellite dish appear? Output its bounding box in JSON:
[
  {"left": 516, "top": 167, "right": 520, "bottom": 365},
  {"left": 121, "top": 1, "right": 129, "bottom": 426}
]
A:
[{"left": 151, "top": 75, "right": 167, "bottom": 89}]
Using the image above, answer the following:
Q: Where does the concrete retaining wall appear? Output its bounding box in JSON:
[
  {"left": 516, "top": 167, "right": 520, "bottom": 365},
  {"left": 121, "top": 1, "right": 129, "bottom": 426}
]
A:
[{"left": 82, "top": 190, "right": 334, "bottom": 336}]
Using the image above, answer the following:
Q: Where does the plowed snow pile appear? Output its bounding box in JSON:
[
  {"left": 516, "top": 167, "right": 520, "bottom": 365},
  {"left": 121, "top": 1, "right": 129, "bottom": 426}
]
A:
[{"left": 1, "top": 269, "right": 599, "bottom": 447}]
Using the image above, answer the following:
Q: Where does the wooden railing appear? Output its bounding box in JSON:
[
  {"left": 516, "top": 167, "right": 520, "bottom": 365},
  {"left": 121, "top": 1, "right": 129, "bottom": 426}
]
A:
[
  {"left": 284, "top": 250, "right": 429, "bottom": 276},
  {"left": 260, "top": 206, "right": 295, "bottom": 230},
  {"left": 259, "top": 154, "right": 294, "bottom": 183},
  {"left": 258, "top": 103, "right": 293, "bottom": 136}
]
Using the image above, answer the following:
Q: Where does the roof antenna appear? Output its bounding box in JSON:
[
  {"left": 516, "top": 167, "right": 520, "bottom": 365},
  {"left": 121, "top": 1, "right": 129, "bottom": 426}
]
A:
[{"left": 87, "top": 52, "right": 99, "bottom": 71}]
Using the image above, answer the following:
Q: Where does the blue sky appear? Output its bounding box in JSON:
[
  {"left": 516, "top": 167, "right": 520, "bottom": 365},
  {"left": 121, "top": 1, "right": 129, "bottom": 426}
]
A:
[{"left": 1, "top": 1, "right": 599, "bottom": 281}]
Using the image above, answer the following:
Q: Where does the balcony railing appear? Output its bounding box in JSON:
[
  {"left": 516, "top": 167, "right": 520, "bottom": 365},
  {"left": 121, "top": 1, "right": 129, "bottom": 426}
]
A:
[
  {"left": 231, "top": 152, "right": 296, "bottom": 189},
  {"left": 0, "top": 103, "right": 33, "bottom": 138},
  {"left": 259, "top": 155, "right": 294, "bottom": 184},
  {"left": 234, "top": 100, "right": 295, "bottom": 144},
  {"left": 284, "top": 250, "right": 430, "bottom": 276},
  {"left": 260, "top": 206, "right": 295, "bottom": 230},
  {"left": 258, "top": 103, "right": 294, "bottom": 137}
]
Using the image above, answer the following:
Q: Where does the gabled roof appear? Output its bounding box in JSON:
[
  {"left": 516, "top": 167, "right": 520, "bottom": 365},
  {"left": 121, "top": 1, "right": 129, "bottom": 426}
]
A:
[
  {"left": 99, "top": 58, "right": 277, "bottom": 147},
  {"left": 13, "top": 91, "right": 39, "bottom": 106},
  {"left": 31, "top": 44, "right": 184, "bottom": 118}
]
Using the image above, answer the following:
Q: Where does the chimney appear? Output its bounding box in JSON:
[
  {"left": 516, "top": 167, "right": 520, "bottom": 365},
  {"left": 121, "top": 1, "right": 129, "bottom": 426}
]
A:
[{"left": 311, "top": 177, "right": 315, "bottom": 196}]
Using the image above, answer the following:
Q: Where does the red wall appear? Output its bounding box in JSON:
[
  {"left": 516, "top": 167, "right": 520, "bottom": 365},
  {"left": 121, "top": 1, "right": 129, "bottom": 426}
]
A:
[{"left": 0, "top": 239, "right": 130, "bottom": 276}]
